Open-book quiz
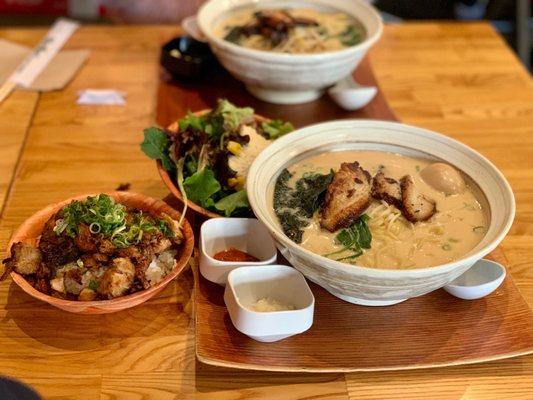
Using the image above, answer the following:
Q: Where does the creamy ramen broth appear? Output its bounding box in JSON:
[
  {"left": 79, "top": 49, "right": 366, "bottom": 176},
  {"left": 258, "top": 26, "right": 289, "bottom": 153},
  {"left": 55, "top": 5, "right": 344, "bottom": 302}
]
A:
[
  {"left": 272, "top": 151, "right": 487, "bottom": 269},
  {"left": 215, "top": 7, "right": 365, "bottom": 54}
]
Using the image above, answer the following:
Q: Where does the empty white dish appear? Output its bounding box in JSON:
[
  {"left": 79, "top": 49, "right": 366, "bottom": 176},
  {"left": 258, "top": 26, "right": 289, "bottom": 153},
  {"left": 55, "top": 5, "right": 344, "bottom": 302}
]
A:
[
  {"left": 200, "top": 218, "right": 277, "bottom": 286},
  {"left": 328, "top": 75, "right": 377, "bottom": 111},
  {"left": 224, "top": 265, "right": 315, "bottom": 342},
  {"left": 443, "top": 259, "right": 506, "bottom": 300}
]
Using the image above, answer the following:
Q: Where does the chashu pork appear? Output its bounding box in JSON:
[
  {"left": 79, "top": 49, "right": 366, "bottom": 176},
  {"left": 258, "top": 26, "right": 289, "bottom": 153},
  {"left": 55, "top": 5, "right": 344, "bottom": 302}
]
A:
[
  {"left": 400, "top": 175, "right": 436, "bottom": 222},
  {"left": 371, "top": 168, "right": 402, "bottom": 208},
  {"left": 320, "top": 162, "right": 372, "bottom": 232}
]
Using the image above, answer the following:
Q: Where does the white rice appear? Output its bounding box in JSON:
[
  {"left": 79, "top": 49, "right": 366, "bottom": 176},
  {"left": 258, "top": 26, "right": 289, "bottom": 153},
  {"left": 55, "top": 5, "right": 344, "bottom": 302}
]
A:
[{"left": 145, "top": 249, "right": 177, "bottom": 286}]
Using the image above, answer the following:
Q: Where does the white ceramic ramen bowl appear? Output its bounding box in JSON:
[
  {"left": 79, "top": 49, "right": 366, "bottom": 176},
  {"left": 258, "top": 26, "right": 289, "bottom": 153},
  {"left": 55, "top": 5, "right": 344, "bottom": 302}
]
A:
[
  {"left": 224, "top": 265, "right": 315, "bottom": 342},
  {"left": 443, "top": 259, "right": 506, "bottom": 300},
  {"left": 247, "top": 120, "right": 515, "bottom": 306},
  {"left": 197, "top": 0, "right": 383, "bottom": 104},
  {"left": 200, "top": 218, "right": 278, "bottom": 286}
]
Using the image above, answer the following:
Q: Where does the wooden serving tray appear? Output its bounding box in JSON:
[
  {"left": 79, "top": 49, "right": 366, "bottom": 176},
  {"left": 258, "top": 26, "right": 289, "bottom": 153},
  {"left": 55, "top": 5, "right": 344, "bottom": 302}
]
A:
[
  {"left": 194, "top": 249, "right": 533, "bottom": 372},
  {"left": 158, "top": 57, "right": 533, "bottom": 372}
]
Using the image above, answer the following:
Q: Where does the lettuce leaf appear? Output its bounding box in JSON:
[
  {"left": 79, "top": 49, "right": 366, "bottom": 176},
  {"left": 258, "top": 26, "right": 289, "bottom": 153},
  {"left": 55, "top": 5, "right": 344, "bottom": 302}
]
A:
[
  {"left": 140, "top": 127, "right": 175, "bottom": 172},
  {"left": 214, "top": 190, "right": 249, "bottom": 217},
  {"left": 183, "top": 168, "right": 221, "bottom": 208},
  {"left": 216, "top": 99, "right": 254, "bottom": 131},
  {"left": 178, "top": 112, "right": 205, "bottom": 132},
  {"left": 261, "top": 119, "right": 294, "bottom": 139}
]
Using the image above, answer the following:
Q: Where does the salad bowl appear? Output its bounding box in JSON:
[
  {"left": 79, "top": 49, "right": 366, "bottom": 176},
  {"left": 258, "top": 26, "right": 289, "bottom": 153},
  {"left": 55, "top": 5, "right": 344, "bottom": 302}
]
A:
[
  {"left": 148, "top": 101, "right": 291, "bottom": 220},
  {"left": 6, "top": 191, "right": 195, "bottom": 314},
  {"left": 157, "top": 112, "right": 270, "bottom": 219}
]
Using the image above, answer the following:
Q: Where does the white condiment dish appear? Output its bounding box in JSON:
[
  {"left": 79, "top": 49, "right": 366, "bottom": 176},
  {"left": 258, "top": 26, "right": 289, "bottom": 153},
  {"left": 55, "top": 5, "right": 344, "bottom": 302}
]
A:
[
  {"left": 328, "top": 75, "right": 377, "bottom": 110},
  {"left": 197, "top": 0, "right": 383, "bottom": 104},
  {"left": 443, "top": 259, "right": 506, "bottom": 300},
  {"left": 224, "top": 265, "right": 315, "bottom": 342},
  {"left": 200, "top": 218, "right": 277, "bottom": 286}
]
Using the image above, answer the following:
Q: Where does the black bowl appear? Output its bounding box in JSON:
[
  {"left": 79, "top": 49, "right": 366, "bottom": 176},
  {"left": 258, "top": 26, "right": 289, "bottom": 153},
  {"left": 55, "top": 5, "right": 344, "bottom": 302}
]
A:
[{"left": 160, "top": 36, "right": 215, "bottom": 82}]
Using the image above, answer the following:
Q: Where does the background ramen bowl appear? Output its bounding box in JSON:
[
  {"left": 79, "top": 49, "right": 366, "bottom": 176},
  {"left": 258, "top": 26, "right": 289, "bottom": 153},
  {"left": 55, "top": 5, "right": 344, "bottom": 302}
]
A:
[
  {"left": 247, "top": 120, "right": 515, "bottom": 306},
  {"left": 197, "top": 0, "right": 383, "bottom": 104},
  {"left": 6, "top": 192, "right": 195, "bottom": 314}
]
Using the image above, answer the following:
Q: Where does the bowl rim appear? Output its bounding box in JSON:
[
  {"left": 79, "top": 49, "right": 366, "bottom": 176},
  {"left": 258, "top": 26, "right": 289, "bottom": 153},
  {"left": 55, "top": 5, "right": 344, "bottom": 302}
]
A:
[
  {"left": 197, "top": 0, "right": 384, "bottom": 62},
  {"left": 247, "top": 119, "right": 516, "bottom": 278},
  {"left": 7, "top": 191, "right": 195, "bottom": 308},
  {"left": 157, "top": 111, "right": 271, "bottom": 219}
]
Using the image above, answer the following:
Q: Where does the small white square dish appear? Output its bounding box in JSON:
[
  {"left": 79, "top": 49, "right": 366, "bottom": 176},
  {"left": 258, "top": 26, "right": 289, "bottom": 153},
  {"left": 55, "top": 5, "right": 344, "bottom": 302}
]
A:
[
  {"left": 224, "top": 265, "right": 315, "bottom": 342},
  {"left": 200, "top": 218, "right": 277, "bottom": 285}
]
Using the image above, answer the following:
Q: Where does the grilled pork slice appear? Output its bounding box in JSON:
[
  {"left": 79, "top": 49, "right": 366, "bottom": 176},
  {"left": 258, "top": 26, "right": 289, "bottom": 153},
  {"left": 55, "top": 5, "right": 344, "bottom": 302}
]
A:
[
  {"left": 371, "top": 168, "right": 402, "bottom": 208},
  {"left": 320, "top": 162, "right": 372, "bottom": 232},
  {"left": 400, "top": 175, "right": 436, "bottom": 222}
]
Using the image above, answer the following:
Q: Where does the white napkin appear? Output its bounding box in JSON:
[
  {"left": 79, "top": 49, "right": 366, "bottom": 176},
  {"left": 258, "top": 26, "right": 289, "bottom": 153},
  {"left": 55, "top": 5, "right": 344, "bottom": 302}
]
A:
[{"left": 77, "top": 89, "right": 126, "bottom": 106}]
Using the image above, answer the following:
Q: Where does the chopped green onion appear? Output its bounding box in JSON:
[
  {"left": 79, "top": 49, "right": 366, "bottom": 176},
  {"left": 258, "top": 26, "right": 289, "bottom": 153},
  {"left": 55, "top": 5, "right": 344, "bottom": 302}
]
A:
[{"left": 442, "top": 243, "right": 452, "bottom": 251}]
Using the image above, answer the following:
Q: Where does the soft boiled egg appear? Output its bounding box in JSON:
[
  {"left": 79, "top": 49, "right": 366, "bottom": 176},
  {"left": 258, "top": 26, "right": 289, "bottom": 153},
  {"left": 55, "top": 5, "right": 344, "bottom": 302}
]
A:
[{"left": 420, "top": 162, "right": 466, "bottom": 195}]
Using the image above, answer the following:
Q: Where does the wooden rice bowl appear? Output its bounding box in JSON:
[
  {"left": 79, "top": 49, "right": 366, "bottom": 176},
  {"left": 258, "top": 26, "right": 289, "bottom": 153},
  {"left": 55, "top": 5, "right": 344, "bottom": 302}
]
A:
[
  {"left": 157, "top": 111, "right": 270, "bottom": 219},
  {"left": 7, "top": 191, "right": 194, "bottom": 314}
]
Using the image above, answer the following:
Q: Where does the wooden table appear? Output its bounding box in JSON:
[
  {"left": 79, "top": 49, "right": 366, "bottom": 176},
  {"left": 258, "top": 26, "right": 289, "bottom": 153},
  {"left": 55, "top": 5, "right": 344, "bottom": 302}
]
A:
[{"left": 0, "top": 23, "right": 531, "bottom": 399}]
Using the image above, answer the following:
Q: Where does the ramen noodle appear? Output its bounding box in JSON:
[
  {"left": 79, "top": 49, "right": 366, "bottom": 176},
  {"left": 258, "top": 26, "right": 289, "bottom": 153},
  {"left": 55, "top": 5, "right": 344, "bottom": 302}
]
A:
[
  {"left": 216, "top": 8, "right": 365, "bottom": 54},
  {"left": 271, "top": 151, "right": 487, "bottom": 269}
]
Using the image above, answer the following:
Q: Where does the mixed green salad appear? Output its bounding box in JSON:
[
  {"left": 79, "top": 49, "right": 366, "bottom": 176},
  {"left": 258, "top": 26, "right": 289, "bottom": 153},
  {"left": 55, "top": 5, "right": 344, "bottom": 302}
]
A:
[{"left": 141, "top": 99, "right": 293, "bottom": 217}]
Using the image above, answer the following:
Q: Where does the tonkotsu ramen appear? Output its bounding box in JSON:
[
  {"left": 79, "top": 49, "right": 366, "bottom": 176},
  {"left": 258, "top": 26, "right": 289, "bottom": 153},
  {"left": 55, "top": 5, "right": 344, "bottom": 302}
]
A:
[
  {"left": 271, "top": 151, "right": 487, "bottom": 270},
  {"left": 216, "top": 7, "right": 365, "bottom": 54}
]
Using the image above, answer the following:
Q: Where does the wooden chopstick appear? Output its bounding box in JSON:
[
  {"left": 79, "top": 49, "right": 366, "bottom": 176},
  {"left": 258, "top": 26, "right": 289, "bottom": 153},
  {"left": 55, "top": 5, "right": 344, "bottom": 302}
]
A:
[{"left": 0, "top": 80, "right": 16, "bottom": 104}]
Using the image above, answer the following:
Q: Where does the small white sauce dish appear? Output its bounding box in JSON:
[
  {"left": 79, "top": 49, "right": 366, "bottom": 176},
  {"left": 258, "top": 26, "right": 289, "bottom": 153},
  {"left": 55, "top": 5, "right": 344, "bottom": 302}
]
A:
[
  {"left": 200, "top": 218, "right": 277, "bottom": 286},
  {"left": 224, "top": 265, "right": 315, "bottom": 342},
  {"left": 328, "top": 75, "right": 377, "bottom": 111},
  {"left": 443, "top": 259, "right": 506, "bottom": 300}
]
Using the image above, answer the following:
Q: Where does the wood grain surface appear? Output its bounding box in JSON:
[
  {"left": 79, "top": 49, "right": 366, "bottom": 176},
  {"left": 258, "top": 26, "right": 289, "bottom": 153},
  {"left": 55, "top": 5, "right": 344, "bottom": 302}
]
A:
[{"left": 0, "top": 23, "right": 532, "bottom": 399}]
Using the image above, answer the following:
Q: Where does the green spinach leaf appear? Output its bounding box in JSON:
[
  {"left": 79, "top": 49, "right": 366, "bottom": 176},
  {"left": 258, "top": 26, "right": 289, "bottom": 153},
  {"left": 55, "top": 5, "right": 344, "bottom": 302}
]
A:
[
  {"left": 140, "top": 127, "right": 175, "bottom": 172},
  {"left": 214, "top": 190, "right": 249, "bottom": 217},
  {"left": 261, "top": 119, "right": 294, "bottom": 139},
  {"left": 329, "top": 214, "right": 372, "bottom": 261},
  {"left": 183, "top": 168, "right": 221, "bottom": 208}
]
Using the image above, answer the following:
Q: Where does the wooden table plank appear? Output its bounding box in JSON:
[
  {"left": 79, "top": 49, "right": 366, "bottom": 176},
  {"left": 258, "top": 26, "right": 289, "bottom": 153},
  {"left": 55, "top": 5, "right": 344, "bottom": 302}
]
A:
[
  {"left": 0, "top": 22, "right": 531, "bottom": 399},
  {"left": 0, "top": 91, "right": 38, "bottom": 216}
]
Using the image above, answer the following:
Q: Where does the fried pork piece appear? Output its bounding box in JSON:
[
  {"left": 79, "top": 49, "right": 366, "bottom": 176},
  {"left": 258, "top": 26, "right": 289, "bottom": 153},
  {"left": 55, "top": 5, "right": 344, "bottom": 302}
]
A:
[
  {"left": 320, "top": 162, "right": 372, "bottom": 232},
  {"left": 98, "top": 239, "right": 116, "bottom": 255},
  {"left": 116, "top": 245, "right": 154, "bottom": 289},
  {"left": 74, "top": 224, "right": 98, "bottom": 252},
  {"left": 2, "top": 242, "right": 42, "bottom": 276},
  {"left": 80, "top": 253, "right": 108, "bottom": 269},
  {"left": 371, "top": 168, "right": 402, "bottom": 208},
  {"left": 400, "top": 175, "right": 437, "bottom": 222},
  {"left": 97, "top": 257, "right": 135, "bottom": 299},
  {"left": 78, "top": 288, "right": 97, "bottom": 301},
  {"left": 39, "top": 214, "right": 79, "bottom": 268}
]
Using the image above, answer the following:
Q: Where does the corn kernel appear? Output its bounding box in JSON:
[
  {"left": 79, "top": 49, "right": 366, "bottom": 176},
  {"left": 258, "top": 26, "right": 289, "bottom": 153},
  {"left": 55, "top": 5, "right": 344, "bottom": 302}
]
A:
[
  {"left": 227, "top": 141, "right": 242, "bottom": 155},
  {"left": 235, "top": 176, "right": 245, "bottom": 190},
  {"left": 228, "top": 178, "right": 238, "bottom": 187}
]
